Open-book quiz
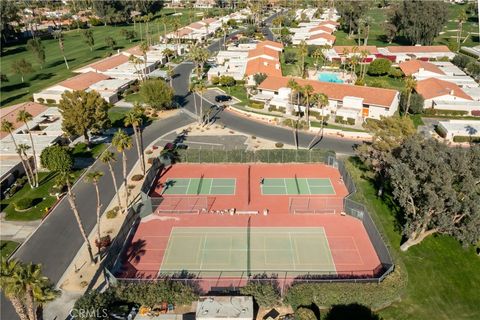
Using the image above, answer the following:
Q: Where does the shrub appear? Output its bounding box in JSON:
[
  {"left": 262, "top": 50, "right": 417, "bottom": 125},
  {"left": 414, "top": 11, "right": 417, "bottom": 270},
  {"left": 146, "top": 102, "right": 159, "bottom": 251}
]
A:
[
  {"left": 268, "top": 106, "right": 286, "bottom": 113},
  {"left": 89, "top": 17, "right": 103, "bottom": 26},
  {"left": 347, "top": 118, "right": 356, "bottom": 125},
  {"left": 335, "top": 116, "right": 344, "bottom": 124},
  {"left": 249, "top": 102, "right": 265, "bottom": 109},
  {"left": 424, "top": 109, "right": 468, "bottom": 116},
  {"left": 211, "top": 76, "right": 220, "bottom": 85},
  {"left": 145, "top": 149, "right": 153, "bottom": 155},
  {"left": 14, "top": 198, "right": 34, "bottom": 211},
  {"left": 131, "top": 174, "right": 144, "bottom": 181},
  {"left": 284, "top": 51, "right": 297, "bottom": 64},
  {"left": 452, "top": 136, "right": 480, "bottom": 143},
  {"left": 295, "top": 307, "right": 317, "bottom": 320},
  {"left": 46, "top": 99, "right": 56, "bottom": 105},
  {"left": 284, "top": 267, "right": 406, "bottom": 310},
  {"left": 368, "top": 58, "right": 392, "bottom": 76},
  {"left": 106, "top": 209, "right": 118, "bottom": 219},
  {"left": 275, "top": 142, "right": 284, "bottom": 148},
  {"left": 37, "top": 97, "right": 45, "bottom": 104},
  {"left": 40, "top": 145, "right": 74, "bottom": 173},
  {"left": 452, "top": 54, "right": 472, "bottom": 69},
  {"left": 388, "top": 67, "right": 403, "bottom": 78},
  {"left": 355, "top": 78, "right": 366, "bottom": 86},
  {"left": 239, "top": 281, "right": 280, "bottom": 307}
]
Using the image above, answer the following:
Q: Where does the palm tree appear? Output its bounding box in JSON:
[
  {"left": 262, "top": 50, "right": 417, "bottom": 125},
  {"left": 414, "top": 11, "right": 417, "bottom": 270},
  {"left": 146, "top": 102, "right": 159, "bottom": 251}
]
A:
[
  {"left": 298, "top": 40, "right": 308, "bottom": 78},
  {"left": 55, "top": 30, "right": 69, "bottom": 69},
  {"left": 302, "top": 84, "right": 314, "bottom": 129},
  {"left": 287, "top": 79, "right": 299, "bottom": 149},
  {"left": 85, "top": 170, "right": 104, "bottom": 249},
  {"left": 312, "top": 48, "right": 324, "bottom": 71},
  {"left": 172, "top": 17, "right": 181, "bottom": 52},
  {"left": 222, "top": 22, "right": 228, "bottom": 50},
  {"left": 112, "top": 130, "right": 133, "bottom": 214},
  {"left": 194, "top": 81, "right": 207, "bottom": 125},
  {"left": 159, "top": 14, "right": 167, "bottom": 43},
  {"left": 190, "top": 82, "right": 199, "bottom": 123},
  {"left": 167, "top": 65, "right": 175, "bottom": 87},
  {"left": 124, "top": 106, "right": 145, "bottom": 175},
  {"left": 1, "top": 120, "right": 34, "bottom": 188},
  {"left": 162, "top": 48, "right": 175, "bottom": 63},
  {"left": 129, "top": 54, "right": 144, "bottom": 82},
  {"left": 100, "top": 151, "right": 122, "bottom": 211},
  {"left": 404, "top": 76, "right": 417, "bottom": 117},
  {"left": 17, "top": 110, "right": 38, "bottom": 187},
  {"left": 0, "top": 258, "right": 29, "bottom": 320},
  {"left": 140, "top": 41, "right": 149, "bottom": 80},
  {"left": 457, "top": 10, "right": 467, "bottom": 48},
  {"left": 308, "top": 93, "right": 329, "bottom": 149},
  {"left": 17, "top": 144, "right": 36, "bottom": 189},
  {"left": 188, "top": 45, "right": 210, "bottom": 80},
  {"left": 59, "top": 171, "right": 96, "bottom": 264}
]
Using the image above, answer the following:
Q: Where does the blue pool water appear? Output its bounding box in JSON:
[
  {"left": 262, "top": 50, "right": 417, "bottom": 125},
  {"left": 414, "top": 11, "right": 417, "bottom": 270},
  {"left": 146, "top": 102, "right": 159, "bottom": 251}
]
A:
[{"left": 318, "top": 72, "right": 344, "bottom": 83}]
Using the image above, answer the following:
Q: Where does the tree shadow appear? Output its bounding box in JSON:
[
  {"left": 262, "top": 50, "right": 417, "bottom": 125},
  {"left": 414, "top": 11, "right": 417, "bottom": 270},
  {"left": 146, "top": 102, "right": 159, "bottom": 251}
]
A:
[
  {"left": 324, "top": 303, "right": 381, "bottom": 320},
  {"left": 0, "top": 92, "right": 30, "bottom": 106},
  {"left": 1, "top": 82, "right": 29, "bottom": 93},
  {"left": 125, "top": 238, "right": 146, "bottom": 264},
  {"left": 30, "top": 72, "right": 55, "bottom": 81},
  {"left": 0, "top": 46, "right": 27, "bottom": 57}
]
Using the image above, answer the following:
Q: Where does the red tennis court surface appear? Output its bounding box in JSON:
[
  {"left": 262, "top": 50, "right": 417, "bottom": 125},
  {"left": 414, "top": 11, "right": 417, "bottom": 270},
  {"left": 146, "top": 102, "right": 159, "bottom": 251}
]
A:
[{"left": 117, "top": 163, "right": 381, "bottom": 288}]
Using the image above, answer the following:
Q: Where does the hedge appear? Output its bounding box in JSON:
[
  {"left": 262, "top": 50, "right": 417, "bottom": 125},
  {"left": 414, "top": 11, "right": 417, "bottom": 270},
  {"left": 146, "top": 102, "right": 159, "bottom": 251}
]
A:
[
  {"left": 434, "top": 125, "right": 447, "bottom": 138},
  {"left": 452, "top": 136, "right": 480, "bottom": 143},
  {"left": 14, "top": 198, "right": 34, "bottom": 211},
  {"left": 249, "top": 102, "right": 265, "bottom": 109},
  {"left": 268, "top": 106, "right": 286, "bottom": 113},
  {"left": 424, "top": 109, "right": 469, "bottom": 116},
  {"left": 284, "top": 266, "right": 406, "bottom": 311},
  {"left": 240, "top": 281, "right": 281, "bottom": 307}
]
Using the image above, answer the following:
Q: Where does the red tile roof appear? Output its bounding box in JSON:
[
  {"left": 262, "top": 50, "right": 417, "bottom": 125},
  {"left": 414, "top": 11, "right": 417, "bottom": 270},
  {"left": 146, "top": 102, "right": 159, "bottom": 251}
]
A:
[
  {"left": 416, "top": 78, "right": 472, "bottom": 100},
  {"left": 0, "top": 102, "right": 48, "bottom": 138},
  {"left": 259, "top": 76, "right": 398, "bottom": 108},
  {"left": 256, "top": 40, "right": 284, "bottom": 50},
  {"left": 334, "top": 46, "right": 379, "bottom": 55},
  {"left": 309, "top": 33, "right": 336, "bottom": 42},
  {"left": 319, "top": 20, "right": 339, "bottom": 26},
  {"left": 399, "top": 60, "right": 445, "bottom": 76},
  {"left": 88, "top": 54, "right": 130, "bottom": 72},
  {"left": 248, "top": 46, "right": 280, "bottom": 59},
  {"left": 310, "top": 25, "right": 334, "bottom": 34},
  {"left": 189, "top": 22, "right": 204, "bottom": 30},
  {"left": 245, "top": 58, "right": 282, "bottom": 77},
  {"left": 59, "top": 72, "right": 109, "bottom": 91},
  {"left": 386, "top": 45, "right": 451, "bottom": 53}
]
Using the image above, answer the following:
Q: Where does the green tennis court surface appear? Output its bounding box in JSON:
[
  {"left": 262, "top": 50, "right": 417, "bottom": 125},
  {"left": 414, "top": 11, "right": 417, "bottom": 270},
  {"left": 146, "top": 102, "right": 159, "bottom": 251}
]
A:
[
  {"left": 160, "top": 227, "right": 336, "bottom": 276},
  {"left": 163, "top": 178, "right": 236, "bottom": 195},
  {"left": 261, "top": 178, "right": 335, "bottom": 195}
]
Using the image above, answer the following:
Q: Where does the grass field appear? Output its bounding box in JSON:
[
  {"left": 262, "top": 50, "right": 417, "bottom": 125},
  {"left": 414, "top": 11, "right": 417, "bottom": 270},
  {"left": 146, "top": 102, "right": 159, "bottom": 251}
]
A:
[
  {"left": 346, "top": 158, "right": 480, "bottom": 320},
  {"left": 0, "top": 8, "right": 203, "bottom": 107},
  {"left": 0, "top": 169, "right": 83, "bottom": 221},
  {"left": 0, "top": 240, "right": 19, "bottom": 258},
  {"left": 333, "top": 5, "right": 479, "bottom": 48}
]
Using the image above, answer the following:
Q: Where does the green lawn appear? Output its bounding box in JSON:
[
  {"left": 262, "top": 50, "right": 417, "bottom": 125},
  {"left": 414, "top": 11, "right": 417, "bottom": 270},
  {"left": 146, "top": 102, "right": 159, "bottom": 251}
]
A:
[
  {"left": 108, "top": 107, "right": 130, "bottom": 127},
  {"left": 409, "top": 114, "right": 424, "bottom": 128},
  {"left": 72, "top": 142, "right": 107, "bottom": 159},
  {"left": 0, "top": 170, "right": 83, "bottom": 221},
  {"left": 363, "top": 74, "right": 405, "bottom": 91},
  {"left": 0, "top": 240, "right": 19, "bottom": 258},
  {"left": 280, "top": 46, "right": 319, "bottom": 77},
  {"left": 311, "top": 121, "right": 366, "bottom": 133},
  {"left": 226, "top": 85, "right": 249, "bottom": 105},
  {"left": 333, "top": 4, "right": 479, "bottom": 47},
  {"left": 346, "top": 158, "right": 480, "bottom": 320},
  {"left": 0, "top": 8, "right": 203, "bottom": 107}
]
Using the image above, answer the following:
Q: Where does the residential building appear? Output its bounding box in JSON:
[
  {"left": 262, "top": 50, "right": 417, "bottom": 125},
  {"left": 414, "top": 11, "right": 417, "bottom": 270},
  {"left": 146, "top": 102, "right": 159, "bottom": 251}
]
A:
[
  {"left": 166, "top": 18, "right": 221, "bottom": 43},
  {"left": 253, "top": 76, "right": 399, "bottom": 123},
  {"left": 377, "top": 45, "right": 455, "bottom": 63},
  {"left": 399, "top": 60, "right": 478, "bottom": 88},
  {"left": 0, "top": 107, "right": 64, "bottom": 191},
  {"left": 416, "top": 78, "right": 480, "bottom": 115},
  {"left": 196, "top": 296, "right": 253, "bottom": 320},
  {"left": 194, "top": 0, "right": 217, "bottom": 8},
  {"left": 324, "top": 46, "right": 379, "bottom": 62},
  {"left": 33, "top": 72, "right": 131, "bottom": 104},
  {"left": 291, "top": 22, "right": 337, "bottom": 46},
  {"left": 437, "top": 120, "right": 480, "bottom": 141}
]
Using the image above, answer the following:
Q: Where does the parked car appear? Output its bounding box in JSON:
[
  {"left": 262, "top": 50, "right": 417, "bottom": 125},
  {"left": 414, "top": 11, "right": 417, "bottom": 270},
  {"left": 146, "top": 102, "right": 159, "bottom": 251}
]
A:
[{"left": 215, "top": 95, "right": 232, "bottom": 103}]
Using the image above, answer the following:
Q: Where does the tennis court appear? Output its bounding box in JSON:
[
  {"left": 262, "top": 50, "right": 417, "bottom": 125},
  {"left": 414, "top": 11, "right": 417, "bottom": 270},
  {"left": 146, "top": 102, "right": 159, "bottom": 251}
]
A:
[
  {"left": 261, "top": 178, "right": 335, "bottom": 195},
  {"left": 159, "top": 227, "right": 336, "bottom": 275},
  {"left": 163, "top": 178, "right": 236, "bottom": 195}
]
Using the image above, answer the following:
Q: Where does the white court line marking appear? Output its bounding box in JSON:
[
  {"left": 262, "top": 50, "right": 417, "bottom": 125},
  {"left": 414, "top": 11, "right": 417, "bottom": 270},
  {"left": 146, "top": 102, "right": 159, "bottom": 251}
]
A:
[{"left": 288, "top": 232, "right": 297, "bottom": 270}]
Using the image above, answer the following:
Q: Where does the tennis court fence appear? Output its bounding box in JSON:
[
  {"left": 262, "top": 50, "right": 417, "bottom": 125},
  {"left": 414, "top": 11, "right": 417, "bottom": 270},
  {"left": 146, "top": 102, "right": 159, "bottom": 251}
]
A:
[
  {"left": 176, "top": 149, "right": 334, "bottom": 164},
  {"left": 289, "top": 197, "right": 343, "bottom": 214},
  {"left": 153, "top": 196, "right": 213, "bottom": 214}
]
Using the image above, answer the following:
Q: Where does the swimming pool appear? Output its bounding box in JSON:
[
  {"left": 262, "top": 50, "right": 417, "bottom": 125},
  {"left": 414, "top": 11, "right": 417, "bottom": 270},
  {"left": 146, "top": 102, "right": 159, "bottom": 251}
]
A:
[{"left": 318, "top": 72, "right": 344, "bottom": 83}]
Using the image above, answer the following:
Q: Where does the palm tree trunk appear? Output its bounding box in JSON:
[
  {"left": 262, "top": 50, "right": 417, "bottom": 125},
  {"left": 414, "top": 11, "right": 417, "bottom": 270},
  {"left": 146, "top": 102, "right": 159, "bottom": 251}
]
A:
[
  {"left": 122, "top": 151, "right": 129, "bottom": 214},
  {"left": 308, "top": 106, "right": 324, "bottom": 149},
  {"left": 24, "top": 123, "right": 39, "bottom": 187},
  {"left": 9, "top": 132, "right": 34, "bottom": 187},
  {"left": 63, "top": 55, "right": 69, "bottom": 69},
  {"left": 133, "top": 125, "right": 145, "bottom": 175},
  {"left": 405, "top": 91, "right": 412, "bottom": 116},
  {"left": 66, "top": 182, "right": 95, "bottom": 264},
  {"left": 21, "top": 152, "right": 36, "bottom": 189},
  {"left": 9, "top": 296, "right": 29, "bottom": 320},
  {"left": 193, "top": 92, "right": 199, "bottom": 123},
  {"left": 94, "top": 182, "right": 102, "bottom": 245},
  {"left": 107, "top": 162, "right": 122, "bottom": 211},
  {"left": 200, "top": 92, "right": 204, "bottom": 125},
  {"left": 26, "top": 286, "right": 37, "bottom": 320}
]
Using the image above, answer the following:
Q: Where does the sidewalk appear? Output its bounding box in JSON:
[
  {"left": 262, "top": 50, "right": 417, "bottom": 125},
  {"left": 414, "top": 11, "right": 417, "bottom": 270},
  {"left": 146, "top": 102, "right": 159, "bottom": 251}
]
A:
[{"left": 0, "top": 214, "right": 41, "bottom": 242}]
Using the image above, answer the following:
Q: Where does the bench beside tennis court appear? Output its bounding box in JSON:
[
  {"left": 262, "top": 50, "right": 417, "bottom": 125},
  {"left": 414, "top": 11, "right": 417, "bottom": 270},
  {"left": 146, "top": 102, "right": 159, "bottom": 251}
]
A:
[
  {"left": 163, "top": 178, "right": 236, "bottom": 195},
  {"left": 159, "top": 227, "right": 337, "bottom": 276},
  {"left": 261, "top": 178, "right": 335, "bottom": 195}
]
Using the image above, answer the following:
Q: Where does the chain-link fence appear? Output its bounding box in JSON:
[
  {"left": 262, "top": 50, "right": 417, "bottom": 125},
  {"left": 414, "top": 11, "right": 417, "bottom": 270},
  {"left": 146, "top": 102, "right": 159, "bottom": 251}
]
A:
[
  {"left": 141, "top": 157, "right": 161, "bottom": 194},
  {"left": 176, "top": 149, "right": 332, "bottom": 164},
  {"left": 337, "top": 160, "right": 395, "bottom": 279}
]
